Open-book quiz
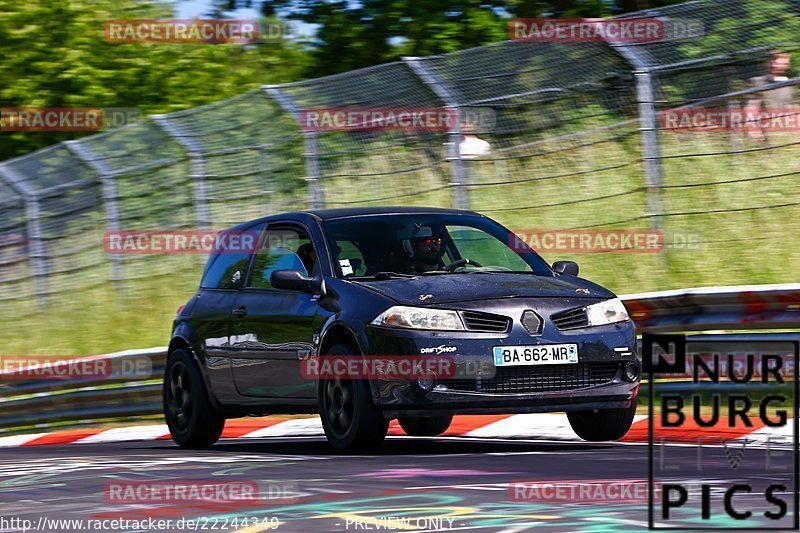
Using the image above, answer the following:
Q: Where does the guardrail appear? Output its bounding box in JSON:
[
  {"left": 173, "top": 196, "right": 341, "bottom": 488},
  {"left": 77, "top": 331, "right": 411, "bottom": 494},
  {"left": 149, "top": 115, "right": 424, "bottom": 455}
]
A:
[
  {"left": 1, "top": 283, "right": 798, "bottom": 431},
  {"left": 621, "top": 283, "right": 800, "bottom": 333},
  {"left": 0, "top": 347, "right": 166, "bottom": 430}
]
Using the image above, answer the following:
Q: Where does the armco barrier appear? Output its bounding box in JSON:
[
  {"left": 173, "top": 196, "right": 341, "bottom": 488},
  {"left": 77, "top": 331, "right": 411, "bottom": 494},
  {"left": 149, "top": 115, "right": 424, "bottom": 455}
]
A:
[
  {"left": 621, "top": 283, "right": 800, "bottom": 333},
  {"left": 0, "top": 347, "right": 166, "bottom": 429},
  {"left": 0, "top": 284, "right": 798, "bottom": 430}
]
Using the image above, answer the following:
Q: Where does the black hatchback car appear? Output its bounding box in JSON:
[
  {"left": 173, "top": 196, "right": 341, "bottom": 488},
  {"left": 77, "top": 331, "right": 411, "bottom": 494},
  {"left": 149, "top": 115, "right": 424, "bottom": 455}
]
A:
[{"left": 165, "top": 207, "right": 640, "bottom": 451}]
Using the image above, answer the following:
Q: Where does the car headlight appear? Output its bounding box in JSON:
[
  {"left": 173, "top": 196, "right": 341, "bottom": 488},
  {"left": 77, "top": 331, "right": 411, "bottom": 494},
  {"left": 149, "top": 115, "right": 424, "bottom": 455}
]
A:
[
  {"left": 371, "top": 306, "right": 465, "bottom": 331},
  {"left": 585, "top": 298, "right": 630, "bottom": 326}
]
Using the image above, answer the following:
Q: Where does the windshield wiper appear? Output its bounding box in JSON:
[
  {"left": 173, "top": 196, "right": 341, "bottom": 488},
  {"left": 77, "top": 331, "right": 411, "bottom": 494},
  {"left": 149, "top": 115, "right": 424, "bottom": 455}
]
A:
[{"left": 347, "top": 272, "right": 418, "bottom": 281}]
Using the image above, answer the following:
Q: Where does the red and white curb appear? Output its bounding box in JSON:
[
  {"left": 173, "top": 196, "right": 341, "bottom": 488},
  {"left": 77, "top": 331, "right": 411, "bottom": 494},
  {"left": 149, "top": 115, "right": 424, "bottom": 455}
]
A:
[{"left": 0, "top": 413, "right": 791, "bottom": 448}]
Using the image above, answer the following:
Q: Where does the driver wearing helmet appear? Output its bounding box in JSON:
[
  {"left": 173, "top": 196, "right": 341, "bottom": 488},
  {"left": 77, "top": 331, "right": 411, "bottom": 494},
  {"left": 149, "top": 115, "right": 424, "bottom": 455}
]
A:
[{"left": 407, "top": 228, "right": 445, "bottom": 274}]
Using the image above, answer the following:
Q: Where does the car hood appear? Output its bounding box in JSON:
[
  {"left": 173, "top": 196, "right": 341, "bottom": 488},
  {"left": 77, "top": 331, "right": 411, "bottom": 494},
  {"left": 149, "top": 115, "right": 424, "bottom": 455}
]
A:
[{"left": 352, "top": 272, "right": 615, "bottom": 306}]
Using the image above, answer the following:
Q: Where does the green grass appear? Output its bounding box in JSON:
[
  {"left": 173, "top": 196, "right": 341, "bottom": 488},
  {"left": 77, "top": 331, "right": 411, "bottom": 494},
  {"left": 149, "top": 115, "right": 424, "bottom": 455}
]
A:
[{"left": 2, "top": 128, "right": 797, "bottom": 356}]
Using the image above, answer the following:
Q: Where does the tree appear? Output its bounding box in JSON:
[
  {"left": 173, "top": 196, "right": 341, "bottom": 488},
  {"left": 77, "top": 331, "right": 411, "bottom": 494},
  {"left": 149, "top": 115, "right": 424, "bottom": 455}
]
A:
[
  {"left": 0, "top": 0, "right": 310, "bottom": 159},
  {"left": 209, "top": 0, "right": 690, "bottom": 77}
]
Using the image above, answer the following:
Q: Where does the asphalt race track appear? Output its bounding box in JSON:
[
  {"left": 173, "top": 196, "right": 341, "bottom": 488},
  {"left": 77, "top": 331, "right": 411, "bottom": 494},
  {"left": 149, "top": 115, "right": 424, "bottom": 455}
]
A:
[{"left": 1, "top": 435, "right": 794, "bottom": 532}]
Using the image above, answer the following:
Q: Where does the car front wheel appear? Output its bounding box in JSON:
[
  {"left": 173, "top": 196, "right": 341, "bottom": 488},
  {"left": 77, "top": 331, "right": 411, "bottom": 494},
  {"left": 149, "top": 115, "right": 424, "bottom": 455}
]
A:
[
  {"left": 319, "top": 345, "right": 389, "bottom": 452},
  {"left": 164, "top": 348, "right": 225, "bottom": 448},
  {"left": 566, "top": 400, "right": 638, "bottom": 441},
  {"left": 398, "top": 415, "right": 453, "bottom": 436}
]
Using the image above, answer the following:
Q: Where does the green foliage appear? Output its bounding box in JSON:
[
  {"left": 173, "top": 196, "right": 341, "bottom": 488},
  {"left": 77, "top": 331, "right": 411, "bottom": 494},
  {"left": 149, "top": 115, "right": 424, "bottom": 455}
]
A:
[
  {"left": 216, "top": 0, "right": 690, "bottom": 76},
  {"left": 0, "top": 0, "right": 311, "bottom": 159},
  {"left": 679, "top": 0, "right": 800, "bottom": 60}
]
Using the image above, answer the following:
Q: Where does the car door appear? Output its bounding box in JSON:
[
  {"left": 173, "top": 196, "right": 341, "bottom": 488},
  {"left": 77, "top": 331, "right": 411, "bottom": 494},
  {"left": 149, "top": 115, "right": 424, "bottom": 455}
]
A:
[
  {"left": 229, "top": 222, "right": 322, "bottom": 399},
  {"left": 193, "top": 223, "right": 264, "bottom": 403}
]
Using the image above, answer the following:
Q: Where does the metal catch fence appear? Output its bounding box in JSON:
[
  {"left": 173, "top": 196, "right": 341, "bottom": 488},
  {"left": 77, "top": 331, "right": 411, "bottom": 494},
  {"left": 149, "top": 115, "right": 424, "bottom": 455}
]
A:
[{"left": 1, "top": 0, "right": 799, "bottom": 310}]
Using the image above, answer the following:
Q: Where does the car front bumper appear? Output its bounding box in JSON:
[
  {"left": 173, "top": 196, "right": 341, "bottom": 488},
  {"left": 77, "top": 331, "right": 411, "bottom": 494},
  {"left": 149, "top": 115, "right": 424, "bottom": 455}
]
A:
[
  {"left": 377, "top": 381, "right": 638, "bottom": 418},
  {"left": 362, "top": 300, "right": 640, "bottom": 417}
]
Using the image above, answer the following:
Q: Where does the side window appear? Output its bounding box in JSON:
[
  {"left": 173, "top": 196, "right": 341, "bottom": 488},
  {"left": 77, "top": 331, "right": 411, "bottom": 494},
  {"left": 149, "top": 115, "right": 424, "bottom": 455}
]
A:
[
  {"left": 248, "top": 225, "right": 318, "bottom": 289},
  {"left": 200, "top": 224, "right": 263, "bottom": 289}
]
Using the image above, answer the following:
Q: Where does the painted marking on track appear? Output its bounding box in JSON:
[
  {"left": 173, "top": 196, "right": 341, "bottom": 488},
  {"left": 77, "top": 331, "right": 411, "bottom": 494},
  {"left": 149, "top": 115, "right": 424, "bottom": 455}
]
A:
[
  {"left": 240, "top": 418, "right": 324, "bottom": 438},
  {"left": 24, "top": 428, "right": 106, "bottom": 446},
  {"left": 422, "top": 526, "right": 543, "bottom": 532},
  {"left": 78, "top": 425, "right": 169, "bottom": 444},
  {"left": 467, "top": 413, "right": 646, "bottom": 440},
  {"left": 404, "top": 482, "right": 510, "bottom": 491},
  {"left": 583, "top": 516, "right": 651, "bottom": 527},
  {"left": 222, "top": 418, "right": 290, "bottom": 438},
  {"left": 0, "top": 433, "right": 49, "bottom": 448},
  {"left": 355, "top": 469, "right": 513, "bottom": 479}
]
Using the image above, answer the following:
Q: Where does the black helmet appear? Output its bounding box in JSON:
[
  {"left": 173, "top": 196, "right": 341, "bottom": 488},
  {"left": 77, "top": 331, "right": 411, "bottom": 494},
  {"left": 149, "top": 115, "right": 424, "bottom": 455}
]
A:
[{"left": 409, "top": 229, "right": 444, "bottom": 263}]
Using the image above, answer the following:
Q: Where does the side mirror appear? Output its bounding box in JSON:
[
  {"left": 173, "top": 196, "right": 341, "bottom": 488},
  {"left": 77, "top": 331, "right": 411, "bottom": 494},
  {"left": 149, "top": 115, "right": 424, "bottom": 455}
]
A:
[
  {"left": 270, "top": 269, "right": 320, "bottom": 293},
  {"left": 552, "top": 260, "right": 579, "bottom": 277}
]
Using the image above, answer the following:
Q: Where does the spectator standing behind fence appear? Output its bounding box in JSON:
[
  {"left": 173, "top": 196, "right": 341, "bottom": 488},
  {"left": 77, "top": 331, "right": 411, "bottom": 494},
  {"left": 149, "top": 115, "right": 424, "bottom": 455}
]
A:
[
  {"left": 459, "top": 122, "right": 491, "bottom": 159},
  {"left": 745, "top": 50, "right": 796, "bottom": 142}
]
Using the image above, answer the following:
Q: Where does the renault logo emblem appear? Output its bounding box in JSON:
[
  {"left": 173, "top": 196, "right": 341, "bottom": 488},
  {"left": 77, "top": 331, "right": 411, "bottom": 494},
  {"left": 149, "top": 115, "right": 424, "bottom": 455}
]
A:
[{"left": 521, "top": 310, "right": 543, "bottom": 335}]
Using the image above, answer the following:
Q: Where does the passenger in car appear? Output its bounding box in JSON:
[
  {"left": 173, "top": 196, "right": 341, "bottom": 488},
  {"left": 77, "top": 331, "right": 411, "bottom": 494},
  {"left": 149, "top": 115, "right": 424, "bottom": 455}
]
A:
[{"left": 296, "top": 243, "right": 317, "bottom": 276}]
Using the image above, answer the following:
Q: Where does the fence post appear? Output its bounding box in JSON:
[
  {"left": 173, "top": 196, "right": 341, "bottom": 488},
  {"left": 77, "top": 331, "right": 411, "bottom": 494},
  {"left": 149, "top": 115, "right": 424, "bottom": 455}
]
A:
[
  {"left": 404, "top": 56, "right": 469, "bottom": 210},
  {"left": 64, "top": 140, "right": 123, "bottom": 285},
  {"left": 263, "top": 85, "right": 324, "bottom": 209},
  {"left": 0, "top": 164, "right": 47, "bottom": 303},
  {"left": 152, "top": 115, "right": 212, "bottom": 229},
  {"left": 608, "top": 43, "right": 663, "bottom": 229}
]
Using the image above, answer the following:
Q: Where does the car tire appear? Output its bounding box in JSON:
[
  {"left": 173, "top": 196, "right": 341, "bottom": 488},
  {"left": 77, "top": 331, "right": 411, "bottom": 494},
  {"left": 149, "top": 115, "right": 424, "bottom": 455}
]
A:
[
  {"left": 398, "top": 415, "right": 453, "bottom": 437},
  {"left": 566, "top": 399, "right": 638, "bottom": 441},
  {"left": 319, "top": 344, "right": 389, "bottom": 452},
  {"left": 164, "top": 348, "right": 225, "bottom": 448}
]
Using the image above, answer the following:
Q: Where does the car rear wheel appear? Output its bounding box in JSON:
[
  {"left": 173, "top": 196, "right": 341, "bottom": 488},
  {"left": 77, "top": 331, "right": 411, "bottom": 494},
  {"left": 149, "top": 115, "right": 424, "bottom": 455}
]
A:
[
  {"left": 319, "top": 345, "right": 389, "bottom": 452},
  {"left": 567, "top": 400, "right": 638, "bottom": 441},
  {"left": 164, "top": 348, "right": 225, "bottom": 448},
  {"left": 398, "top": 415, "right": 453, "bottom": 437}
]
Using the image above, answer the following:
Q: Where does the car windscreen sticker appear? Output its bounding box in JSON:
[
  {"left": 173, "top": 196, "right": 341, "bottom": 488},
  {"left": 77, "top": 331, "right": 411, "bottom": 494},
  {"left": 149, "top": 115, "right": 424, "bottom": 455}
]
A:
[{"left": 339, "top": 259, "right": 354, "bottom": 276}]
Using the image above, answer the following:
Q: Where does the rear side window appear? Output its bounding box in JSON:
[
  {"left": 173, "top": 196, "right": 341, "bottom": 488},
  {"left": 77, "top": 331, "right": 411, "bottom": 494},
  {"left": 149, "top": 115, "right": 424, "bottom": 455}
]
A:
[{"left": 200, "top": 224, "right": 264, "bottom": 289}]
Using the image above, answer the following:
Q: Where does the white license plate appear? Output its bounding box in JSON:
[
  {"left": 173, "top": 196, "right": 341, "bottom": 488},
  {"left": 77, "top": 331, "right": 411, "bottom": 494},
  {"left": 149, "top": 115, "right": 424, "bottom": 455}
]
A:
[{"left": 493, "top": 344, "right": 578, "bottom": 367}]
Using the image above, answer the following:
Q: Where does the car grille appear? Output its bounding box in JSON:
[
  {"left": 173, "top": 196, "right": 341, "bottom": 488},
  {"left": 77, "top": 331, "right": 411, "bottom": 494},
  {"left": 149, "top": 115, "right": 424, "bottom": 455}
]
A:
[
  {"left": 461, "top": 310, "right": 510, "bottom": 333},
  {"left": 442, "top": 363, "right": 619, "bottom": 394},
  {"left": 551, "top": 307, "right": 589, "bottom": 330}
]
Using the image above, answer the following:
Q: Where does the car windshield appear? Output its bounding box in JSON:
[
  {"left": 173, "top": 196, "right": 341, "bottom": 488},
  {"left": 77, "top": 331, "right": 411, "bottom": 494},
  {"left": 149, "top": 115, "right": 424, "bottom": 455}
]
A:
[{"left": 324, "top": 214, "right": 553, "bottom": 279}]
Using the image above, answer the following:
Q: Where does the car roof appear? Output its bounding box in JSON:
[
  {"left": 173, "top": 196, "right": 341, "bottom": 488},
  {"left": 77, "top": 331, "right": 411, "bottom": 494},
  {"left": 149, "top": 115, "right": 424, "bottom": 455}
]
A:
[
  {"left": 303, "top": 206, "right": 480, "bottom": 220},
  {"left": 227, "top": 206, "right": 483, "bottom": 230}
]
